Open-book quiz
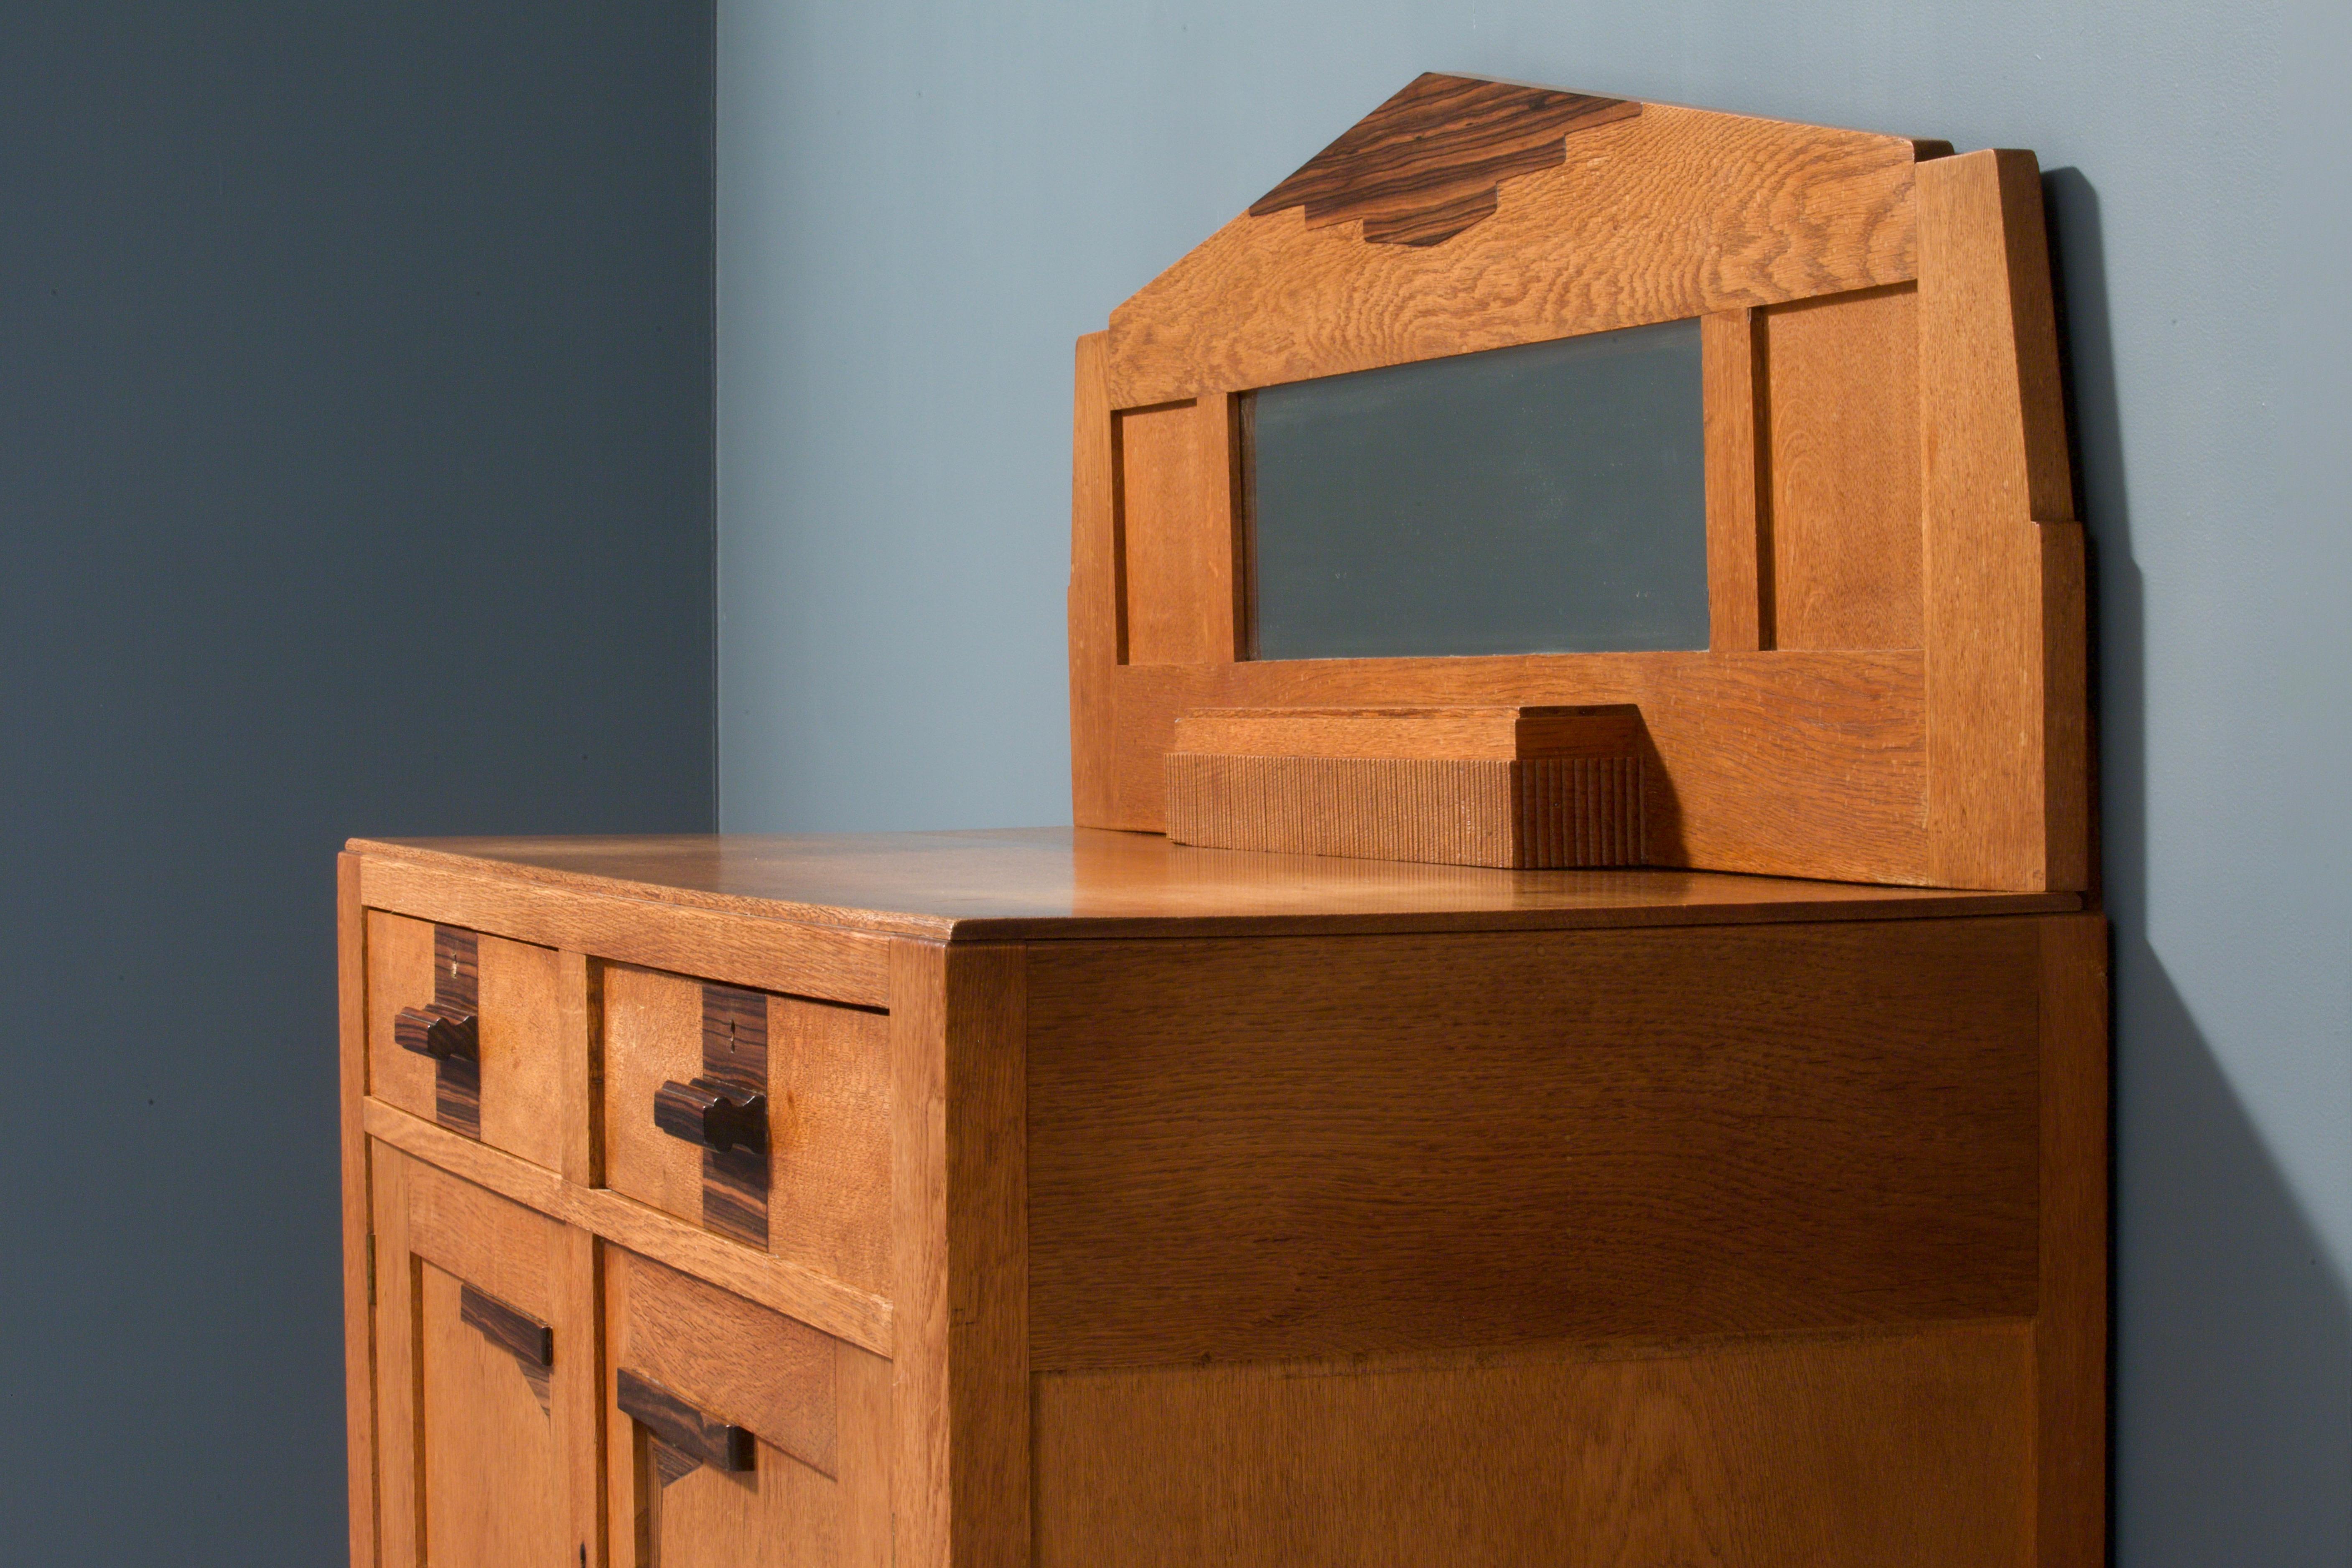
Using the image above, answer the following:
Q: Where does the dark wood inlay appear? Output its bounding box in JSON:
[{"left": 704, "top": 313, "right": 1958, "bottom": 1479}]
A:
[
  {"left": 399, "top": 927, "right": 483, "bottom": 1138},
  {"left": 618, "top": 1368, "right": 755, "bottom": 1479},
  {"left": 460, "top": 1283, "right": 552, "bottom": 1409},
  {"left": 699, "top": 983, "right": 769, "bottom": 1247},
  {"left": 1249, "top": 72, "right": 1639, "bottom": 247}
]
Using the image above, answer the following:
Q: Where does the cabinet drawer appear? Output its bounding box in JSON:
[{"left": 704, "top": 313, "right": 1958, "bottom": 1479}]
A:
[
  {"left": 603, "top": 1247, "right": 891, "bottom": 1568},
  {"left": 602, "top": 965, "right": 890, "bottom": 1297},
  {"left": 366, "top": 910, "right": 575, "bottom": 1172}
]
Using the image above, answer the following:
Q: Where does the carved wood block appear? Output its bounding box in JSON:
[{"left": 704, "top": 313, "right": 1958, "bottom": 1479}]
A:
[{"left": 1164, "top": 705, "right": 1646, "bottom": 868}]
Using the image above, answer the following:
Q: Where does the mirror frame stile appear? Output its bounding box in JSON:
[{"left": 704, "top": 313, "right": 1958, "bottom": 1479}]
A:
[{"left": 1069, "top": 74, "right": 2087, "bottom": 893}]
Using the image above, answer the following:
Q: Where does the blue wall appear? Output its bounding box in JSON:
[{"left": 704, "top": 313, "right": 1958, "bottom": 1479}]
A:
[
  {"left": 719, "top": 2, "right": 2349, "bottom": 1560},
  {"left": 0, "top": 4, "right": 715, "bottom": 1560}
]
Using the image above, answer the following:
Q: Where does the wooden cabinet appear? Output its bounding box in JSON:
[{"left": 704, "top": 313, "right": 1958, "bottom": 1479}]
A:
[{"left": 339, "top": 829, "right": 2106, "bottom": 1568}]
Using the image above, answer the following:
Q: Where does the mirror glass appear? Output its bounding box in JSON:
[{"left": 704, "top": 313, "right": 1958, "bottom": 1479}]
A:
[{"left": 1248, "top": 318, "right": 1708, "bottom": 660}]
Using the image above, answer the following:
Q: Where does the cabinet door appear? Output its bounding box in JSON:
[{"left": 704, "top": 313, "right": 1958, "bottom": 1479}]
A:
[
  {"left": 372, "top": 1145, "right": 600, "bottom": 1568},
  {"left": 602, "top": 1247, "right": 891, "bottom": 1567}
]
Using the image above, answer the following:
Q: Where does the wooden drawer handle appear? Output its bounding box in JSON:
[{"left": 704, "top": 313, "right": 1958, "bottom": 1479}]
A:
[
  {"left": 394, "top": 1004, "right": 478, "bottom": 1065},
  {"left": 618, "top": 1369, "right": 755, "bottom": 1475},
  {"left": 459, "top": 1284, "right": 552, "bottom": 1368},
  {"left": 653, "top": 1079, "right": 768, "bottom": 1158}
]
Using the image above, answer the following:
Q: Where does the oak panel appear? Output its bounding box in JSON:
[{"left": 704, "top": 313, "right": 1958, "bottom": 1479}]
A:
[
  {"left": 358, "top": 850, "right": 890, "bottom": 1004},
  {"left": 1110, "top": 101, "right": 1927, "bottom": 406},
  {"left": 1700, "top": 308, "right": 1769, "bottom": 651},
  {"left": 371, "top": 1150, "right": 598, "bottom": 1568},
  {"left": 1764, "top": 283, "right": 1923, "bottom": 651},
  {"left": 1033, "top": 1326, "right": 2035, "bottom": 1567},
  {"left": 603, "top": 1250, "right": 893, "bottom": 1568},
  {"left": 1117, "top": 396, "right": 1241, "bottom": 665},
  {"left": 891, "top": 941, "right": 1028, "bottom": 1568},
  {"left": 1918, "top": 149, "right": 2087, "bottom": 891},
  {"left": 602, "top": 964, "right": 708, "bottom": 1243},
  {"left": 1027, "top": 920, "right": 2041, "bottom": 1368},
  {"left": 365, "top": 1097, "right": 893, "bottom": 1355},
  {"left": 359, "top": 828, "right": 2078, "bottom": 942},
  {"left": 336, "top": 856, "right": 377, "bottom": 1568}
]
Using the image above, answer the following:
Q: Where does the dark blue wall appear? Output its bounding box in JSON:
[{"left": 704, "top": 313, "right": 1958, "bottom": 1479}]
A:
[{"left": 0, "top": 4, "right": 715, "bottom": 1560}]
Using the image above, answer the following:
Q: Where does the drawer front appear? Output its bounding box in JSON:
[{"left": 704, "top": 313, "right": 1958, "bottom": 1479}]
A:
[
  {"left": 603, "top": 1247, "right": 891, "bottom": 1568},
  {"left": 367, "top": 910, "right": 573, "bottom": 1172},
  {"left": 603, "top": 965, "right": 891, "bottom": 1296}
]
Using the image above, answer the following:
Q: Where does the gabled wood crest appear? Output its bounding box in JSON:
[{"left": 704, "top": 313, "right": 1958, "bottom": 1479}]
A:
[{"left": 1071, "top": 75, "right": 2090, "bottom": 894}]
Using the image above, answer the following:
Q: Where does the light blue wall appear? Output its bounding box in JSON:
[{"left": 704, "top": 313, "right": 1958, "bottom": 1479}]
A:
[{"left": 719, "top": 3, "right": 2349, "bottom": 1558}]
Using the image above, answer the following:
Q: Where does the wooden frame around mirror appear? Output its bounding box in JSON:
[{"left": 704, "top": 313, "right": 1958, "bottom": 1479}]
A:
[{"left": 1070, "top": 74, "right": 2089, "bottom": 893}]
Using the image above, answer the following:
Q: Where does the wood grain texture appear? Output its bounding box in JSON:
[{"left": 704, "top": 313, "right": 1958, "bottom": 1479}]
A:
[
  {"left": 891, "top": 940, "right": 1028, "bottom": 1568},
  {"left": 700, "top": 983, "right": 771, "bottom": 1247},
  {"left": 476, "top": 934, "right": 567, "bottom": 1172},
  {"left": 1027, "top": 920, "right": 2042, "bottom": 1369},
  {"left": 1701, "top": 307, "right": 1770, "bottom": 651},
  {"left": 617, "top": 1369, "right": 756, "bottom": 1475},
  {"left": 611, "top": 1247, "right": 837, "bottom": 1475},
  {"left": 370, "top": 1148, "right": 599, "bottom": 1568},
  {"left": 1032, "top": 1325, "right": 2034, "bottom": 1567},
  {"left": 1764, "top": 282, "right": 1924, "bottom": 650},
  {"left": 1069, "top": 333, "right": 1122, "bottom": 823},
  {"left": 2037, "top": 915, "right": 2110, "bottom": 1566},
  {"left": 367, "top": 1097, "right": 893, "bottom": 1354},
  {"left": 1170, "top": 703, "right": 1644, "bottom": 760},
  {"left": 1110, "top": 99, "right": 1928, "bottom": 407},
  {"left": 606, "top": 962, "right": 893, "bottom": 1298},
  {"left": 769, "top": 992, "right": 894, "bottom": 1300},
  {"left": 1166, "top": 753, "right": 1643, "bottom": 868},
  {"left": 1116, "top": 395, "right": 1243, "bottom": 664},
  {"left": 357, "top": 849, "right": 889, "bottom": 1005},
  {"left": 336, "top": 854, "right": 377, "bottom": 1568},
  {"left": 1248, "top": 73, "right": 1640, "bottom": 247},
  {"left": 362, "top": 827, "right": 2077, "bottom": 941},
  {"left": 1082, "top": 650, "right": 1934, "bottom": 883},
  {"left": 458, "top": 1283, "right": 554, "bottom": 1413},
  {"left": 604, "top": 964, "right": 708, "bottom": 1234},
  {"left": 366, "top": 910, "right": 442, "bottom": 1128},
  {"left": 1917, "top": 148, "right": 2087, "bottom": 891}
]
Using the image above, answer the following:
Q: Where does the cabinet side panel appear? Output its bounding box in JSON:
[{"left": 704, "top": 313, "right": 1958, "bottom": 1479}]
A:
[
  {"left": 339, "top": 855, "right": 377, "bottom": 1568},
  {"left": 1028, "top": 921, "right": 2040, "bottom": 1369},
  {"left": 2036, "top": 914, "right": 2110, "bottom": 1566},
  {"left": 1033, "top": 1326, "right": 2034, "bottom": 1568}
]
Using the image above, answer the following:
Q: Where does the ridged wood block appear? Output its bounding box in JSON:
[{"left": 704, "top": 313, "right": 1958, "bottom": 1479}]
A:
[{"left": 1163, "top": 705, "right": 1647, "bottom": 869}]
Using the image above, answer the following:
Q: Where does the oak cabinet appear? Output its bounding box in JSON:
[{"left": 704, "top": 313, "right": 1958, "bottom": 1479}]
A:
[{"left": 339, "top": 829, "right": 2105, "bottom": 1568}]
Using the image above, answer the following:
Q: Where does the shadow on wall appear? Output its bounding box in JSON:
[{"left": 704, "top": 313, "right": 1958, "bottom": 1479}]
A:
[{"left": 2046, "top": 166, "right": 2352, "bottom": 1565}]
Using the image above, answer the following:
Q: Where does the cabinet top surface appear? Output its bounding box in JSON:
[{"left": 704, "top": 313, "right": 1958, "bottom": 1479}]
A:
[{"left": 349, "top": 828, "right": 2080, "bottom": 941}]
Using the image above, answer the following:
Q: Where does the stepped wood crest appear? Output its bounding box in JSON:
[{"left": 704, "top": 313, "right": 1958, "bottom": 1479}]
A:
[{"left": 1071, "top": 71, "right": 2087, "bottom": 890}]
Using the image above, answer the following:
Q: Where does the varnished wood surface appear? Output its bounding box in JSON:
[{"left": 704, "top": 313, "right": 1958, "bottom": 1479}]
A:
[
  {"left": 1247, "top": 73, "right": 1640, "bottom": 247},
  {"left": 1110, "top": 99, "right": 1927, "bottom": 406},
  {"left": 351, "top": 828, "right": 2077, "bottom": 942},
  {"left": 2038, "top": 915, "right": 2110, "bottom": 1565},
  {"left": 1165, "top": 753, "right": 1644, "bottom": 868},
  {"left": 891, "top": 941, "right": 1029, "bottom": 1568},
  {"left": 367, "top": 1100, "right": 893, "bottom": 1355},
  {"left": 1026, "top": 919, "right": 2041, "bottom": 1369},
  {"left": 1032, "top": 1324, "right": 2034, "bottom": 1567},
  {"left": 334, "top": 855, "right": 377, "bottom": 1568},
  {"left": 359, "top": 848, "right": 889, "bottom": 1006},
  {"left": 1918, "top": 148, "right": 2089, "bottom": 892}
]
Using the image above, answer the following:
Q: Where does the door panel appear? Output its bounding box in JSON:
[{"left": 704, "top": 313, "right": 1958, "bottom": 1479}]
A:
[
  {"left": 372, "top": 1145, "right": 599, "bottom": 1568},
  {"left": 603, "top": 1246, "right": 891, "bottom": 1568}
]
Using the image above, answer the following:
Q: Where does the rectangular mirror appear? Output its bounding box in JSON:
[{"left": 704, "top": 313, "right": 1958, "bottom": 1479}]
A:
[{"left": 1247, "top": 318, "right": 1708, "bottom": 660}]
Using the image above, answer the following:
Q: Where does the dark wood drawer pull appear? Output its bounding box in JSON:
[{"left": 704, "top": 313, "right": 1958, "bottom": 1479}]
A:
[
  {"left": 653, "top": 1078, "right": 768, "bottom": 1158},
  {"left": 618, "top": 1368, "right": 755, "bottom": 1475},
  {"left": 459, "top": 1283, "right": 551, "bottom": 1369},
  {"left": 394, "top": 1004, "right": 478, "bottom": 1064}
]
